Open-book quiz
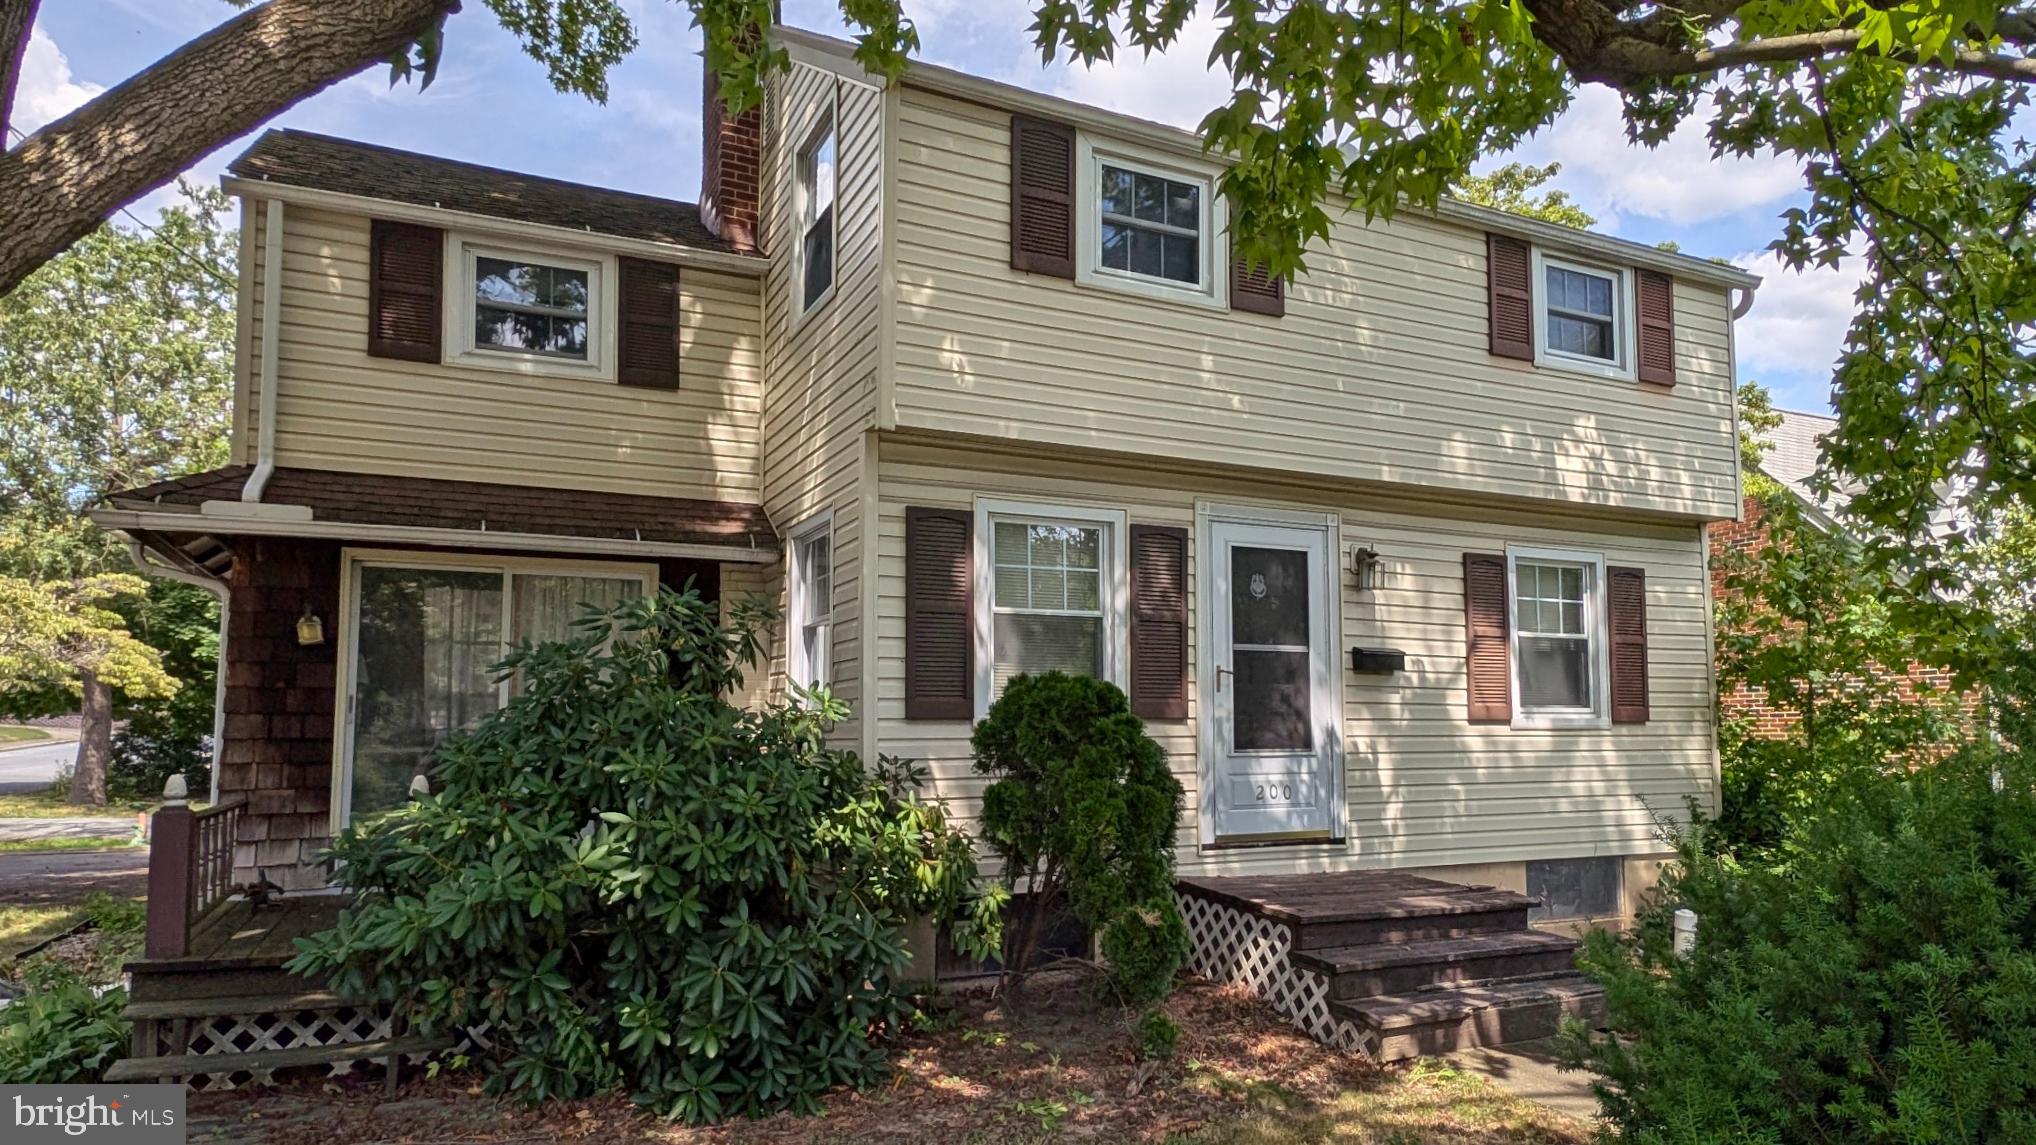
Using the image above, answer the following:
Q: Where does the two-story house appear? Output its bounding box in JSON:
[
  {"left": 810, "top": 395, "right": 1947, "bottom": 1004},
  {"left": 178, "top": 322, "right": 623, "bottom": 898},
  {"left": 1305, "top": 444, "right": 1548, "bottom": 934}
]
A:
[{"left": 93, "top": 24, "right": 1756, "bottom": 1073}]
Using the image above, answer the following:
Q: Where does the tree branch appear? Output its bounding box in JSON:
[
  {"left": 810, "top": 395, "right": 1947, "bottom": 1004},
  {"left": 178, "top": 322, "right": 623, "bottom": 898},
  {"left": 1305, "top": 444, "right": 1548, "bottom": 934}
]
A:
[
  {"left": 0, "top": 0, "right": 459, "bottom": 298},
  {"left": 0, "top": 0, "right": 38, "bottom": 142}
]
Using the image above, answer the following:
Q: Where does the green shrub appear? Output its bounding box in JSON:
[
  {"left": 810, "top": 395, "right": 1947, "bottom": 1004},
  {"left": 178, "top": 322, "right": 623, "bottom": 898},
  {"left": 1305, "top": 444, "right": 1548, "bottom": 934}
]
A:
[
  {"left": 1562, "top": 749, "right": 2036, "bottom": 1142},
  {"left": 81, "top": 892, "right": 143, "bottom": 936},
  {"left": 290, "top": 588, "right": 997, "bottom": 1123},
  {"left": 971, "top": 671, "right": 1186, "bottom": 1004},
  {"left": 0, "top": 963, "right": 128, "bottom": 1083},
  {"left": 1135, "top": 1006, "right": 1179, "bottom": 1061}
]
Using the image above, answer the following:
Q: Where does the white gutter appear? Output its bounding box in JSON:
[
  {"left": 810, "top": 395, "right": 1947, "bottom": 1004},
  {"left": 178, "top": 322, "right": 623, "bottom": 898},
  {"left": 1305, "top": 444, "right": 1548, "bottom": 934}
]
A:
[
  {"left": 125, "top": 541, "right": 230, "bottom": 806},
  {"left": 91, "top": 507, "right": 777, "bottom": 564},
  {"left": 244, "top": 197, "right": 286, "bottom": 503}
]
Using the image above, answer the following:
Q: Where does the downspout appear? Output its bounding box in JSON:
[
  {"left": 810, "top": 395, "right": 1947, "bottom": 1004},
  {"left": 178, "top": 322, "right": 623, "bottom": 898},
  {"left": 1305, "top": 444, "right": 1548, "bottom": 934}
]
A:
[
  {"left": 244, "top": 197, "right": 286, "bottom": 502},
  {"left": 127, "top": 542, "right": 230, "bottom": 807}
]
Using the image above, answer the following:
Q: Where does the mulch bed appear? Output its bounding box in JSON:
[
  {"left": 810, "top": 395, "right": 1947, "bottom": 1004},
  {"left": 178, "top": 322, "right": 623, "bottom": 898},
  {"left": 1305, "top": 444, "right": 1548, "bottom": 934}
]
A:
[{"left": 187, "top": 975, "right": 1397, "bottom": 1144}]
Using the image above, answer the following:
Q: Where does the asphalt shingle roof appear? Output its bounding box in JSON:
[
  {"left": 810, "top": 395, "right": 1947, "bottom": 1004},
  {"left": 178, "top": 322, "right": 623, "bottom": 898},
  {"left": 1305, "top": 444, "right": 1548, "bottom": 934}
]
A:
[{"left": 228, "top": 130, "right": 743, "bottom": 256}]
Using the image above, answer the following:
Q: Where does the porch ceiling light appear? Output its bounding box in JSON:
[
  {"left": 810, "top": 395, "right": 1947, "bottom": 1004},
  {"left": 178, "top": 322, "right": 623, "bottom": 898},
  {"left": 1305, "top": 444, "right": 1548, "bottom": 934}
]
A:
[{"left": 296, "top": 602, "right": 326, "bottom": 647}]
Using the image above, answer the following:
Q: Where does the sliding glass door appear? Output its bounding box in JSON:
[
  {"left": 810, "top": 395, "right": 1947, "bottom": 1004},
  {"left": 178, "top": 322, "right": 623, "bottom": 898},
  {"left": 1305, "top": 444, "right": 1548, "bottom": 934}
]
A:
[{"left": 340, "top": 554, "right": 654, "bottom": 823}]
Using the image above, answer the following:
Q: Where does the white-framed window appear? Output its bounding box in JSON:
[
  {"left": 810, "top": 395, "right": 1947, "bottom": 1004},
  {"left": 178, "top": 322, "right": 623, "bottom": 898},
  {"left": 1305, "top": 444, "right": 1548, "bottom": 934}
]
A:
[
  {"left": 795, "top": 113, "right": 838, "bottom": 317},
  {"left": 786, "top": 511, "right": 833, "bottom": 694},
  {"left": 334, "top": 549, "right": 657, "bottom": 827},
  {"left": 445, "top": 234, "right": 616, "bottom": 379},
  {"left": 972, "top": 498, "right": 1129, "bottom": 718},
  {"left": 1532, "top": 249, "right": 1635, "bottom": 380},
  {"left": 1076, "top": 137, "right": 1226, "bottom": 308},
  {"left": 1505, "top": 545, "right": 1610, "bottom": 729}
]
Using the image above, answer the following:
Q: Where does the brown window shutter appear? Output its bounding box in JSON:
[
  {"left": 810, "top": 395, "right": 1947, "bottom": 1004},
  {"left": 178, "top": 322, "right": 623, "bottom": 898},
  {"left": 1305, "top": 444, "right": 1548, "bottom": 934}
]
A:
[
  {"left": 368, "top": 220, "right": 443, "bottom": 363},
  {"left": 1486, "top": 233, "right": 1533, "bottom": 361},
  {"left": 1129, "top": 525, "right": 1189, "bottom": 720},
  {"left": 1607, "top": 565, "right": 1650, "bottom": 724},
  {"left": 1635, "top": 270, "right": 1676, "bottom": 385},
  {"left": 1010, "top": 115, "right": 1077, "bottom": 279},
  {"left": 1463, "top": 552, "right": 1511, "bottom": 724},
  {"left": 1230, "top": 258, "right": 1285, "bottom": 317},
  {"left": 905, "top": 507, "right": 974, "bottom": 720},
  {"left": 617, "top": 257, "right": 682, "bottom": 390}
]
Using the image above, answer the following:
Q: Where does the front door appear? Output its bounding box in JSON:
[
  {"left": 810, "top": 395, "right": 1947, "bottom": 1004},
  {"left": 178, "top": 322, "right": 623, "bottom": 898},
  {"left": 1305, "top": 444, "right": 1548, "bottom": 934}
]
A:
[{"left": 1204, "top": 516, "right": 1342, "bottom": 842}]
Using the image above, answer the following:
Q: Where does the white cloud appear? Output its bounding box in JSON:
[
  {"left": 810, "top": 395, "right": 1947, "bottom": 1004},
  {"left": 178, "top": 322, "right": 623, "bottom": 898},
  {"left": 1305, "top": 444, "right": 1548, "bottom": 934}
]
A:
[
  {"left": 1518, "top": 86, "right": 1802, "bottom": 227},
  {"left": 11, "top": 28, "right": 104, "bottom": 137},
  {"left": 1050, "top": 9, "right": 1228, "bottom": 131},
  {"left": 1732, "top": 248, "right": 1865, "bottom": 397}
]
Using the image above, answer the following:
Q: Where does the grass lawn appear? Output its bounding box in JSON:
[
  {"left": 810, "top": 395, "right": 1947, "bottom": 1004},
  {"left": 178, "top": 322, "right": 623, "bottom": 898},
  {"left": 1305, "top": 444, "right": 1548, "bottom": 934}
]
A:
[
  {"left": 0, "top": 789, "right": 153, "bottom": 819},
  {"left": 0, "top": 725, "right": 52, "bottom": 744},
  {"left": 185, "top": 976, "right": 1587, "bottom": 1145},
  {"left": 0, "top": 836, "right": 142, "bottom": 855},
  {"left": 0, "top": 893, "right": 145, "bottom": 979},
  {"left": 0, "top": 903, "right": 85, "bottom": 958}
]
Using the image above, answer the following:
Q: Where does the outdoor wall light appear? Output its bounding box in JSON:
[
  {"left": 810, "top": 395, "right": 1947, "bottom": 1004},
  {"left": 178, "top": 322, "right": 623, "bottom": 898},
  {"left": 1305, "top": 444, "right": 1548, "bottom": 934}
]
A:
[
  {"left": 296, "top": 603, "right": 326, "bottom": 647},
  {"left": 1347, "top": 544, "right": 1383, "bottom": 592}
]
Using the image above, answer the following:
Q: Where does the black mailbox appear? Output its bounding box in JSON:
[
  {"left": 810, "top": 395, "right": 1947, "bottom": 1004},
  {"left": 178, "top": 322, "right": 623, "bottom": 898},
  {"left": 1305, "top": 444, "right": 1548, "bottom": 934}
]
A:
[{"left": 1349, "top": 647, "right": 1407, "bottom": 674}]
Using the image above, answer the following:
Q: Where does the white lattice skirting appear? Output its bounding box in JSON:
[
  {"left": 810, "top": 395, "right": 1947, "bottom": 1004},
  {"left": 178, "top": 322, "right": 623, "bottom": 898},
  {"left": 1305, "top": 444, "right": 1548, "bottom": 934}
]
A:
[
  {"left": 1176, "top": 889, "right": 1377, "bottom": 1057},
  {"left": 141, "top": 1006, "right": 482, "bottom": 1091}
]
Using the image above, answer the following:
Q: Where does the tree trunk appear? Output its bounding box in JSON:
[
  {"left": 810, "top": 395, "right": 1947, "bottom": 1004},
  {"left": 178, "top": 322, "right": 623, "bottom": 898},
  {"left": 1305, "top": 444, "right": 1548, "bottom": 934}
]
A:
[
  {"left": 0, "top": 0, "right": 458, "bottom": 298},
  {"left": 0, "top": 0, "right": 40, "bottom": 141},
  {"left": 69, "top": 669, "right": 111, "bottom": 807}
]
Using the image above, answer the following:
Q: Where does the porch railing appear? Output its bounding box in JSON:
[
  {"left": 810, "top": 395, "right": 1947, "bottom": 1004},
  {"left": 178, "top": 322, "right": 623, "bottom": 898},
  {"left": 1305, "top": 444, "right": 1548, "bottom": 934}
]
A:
[{"left": 144, "top": 777, "right": 245, "bottom": 959}]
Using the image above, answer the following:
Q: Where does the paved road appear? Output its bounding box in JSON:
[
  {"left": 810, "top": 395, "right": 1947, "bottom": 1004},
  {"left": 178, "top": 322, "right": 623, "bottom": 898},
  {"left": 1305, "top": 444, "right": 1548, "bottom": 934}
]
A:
[
  {"left": 0, "top": 739, "right": 77, "bottom": 793},
  {"left": 0, "top": 818, "right": 139, "bottom": 843},
  {"left": 0, "top": 847, "right": 148, "bottom": 906}
]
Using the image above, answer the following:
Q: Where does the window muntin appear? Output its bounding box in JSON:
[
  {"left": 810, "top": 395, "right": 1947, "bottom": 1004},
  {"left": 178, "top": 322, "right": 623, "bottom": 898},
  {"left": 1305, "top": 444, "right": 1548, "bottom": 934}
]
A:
[
  {"left": 798, "top": 120, "right": 837, "bottom": 314},
  {"left": 1543, "top": 265, "right": 1615, "bottom": 362},
  {"left": 788, "top": 517, "right": 833, "bottom": 692},
  {"left": 473, "top": 257, "right": 591, "bottom": 359},
  {"left": 1099, "top": 164, "right": 1202, "bottom": 286},
  {"left": 990, "top": 520, "right": 1105, "bottom": 696}
]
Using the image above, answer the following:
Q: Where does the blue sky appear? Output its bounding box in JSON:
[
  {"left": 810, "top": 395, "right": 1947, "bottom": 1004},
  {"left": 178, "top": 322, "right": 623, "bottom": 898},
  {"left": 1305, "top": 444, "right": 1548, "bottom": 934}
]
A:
[{"left": 18, "top": 0, "right": 1855, "bottom": 412}]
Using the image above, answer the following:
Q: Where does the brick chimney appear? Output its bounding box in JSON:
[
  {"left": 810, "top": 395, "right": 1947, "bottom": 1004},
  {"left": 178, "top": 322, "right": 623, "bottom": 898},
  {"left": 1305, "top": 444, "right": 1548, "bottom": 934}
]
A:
[{"left": 700, "top": 64, "right": 761, "bottom": 253}]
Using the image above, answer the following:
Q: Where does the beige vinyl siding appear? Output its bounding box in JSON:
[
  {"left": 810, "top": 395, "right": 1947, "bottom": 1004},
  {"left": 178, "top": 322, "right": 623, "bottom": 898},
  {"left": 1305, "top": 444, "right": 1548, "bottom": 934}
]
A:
[
  {"left": 890, "top": 87, "right": 1740, "bottom": 521},
  {"left": 873, "top": 437, "right": 1715, "bottom": 875},
  {"left": 756, "top": 62, "right": 885, "bottom": 745},
  {"left": 243, "top": 201, "right": 762, "bottom": 501}
]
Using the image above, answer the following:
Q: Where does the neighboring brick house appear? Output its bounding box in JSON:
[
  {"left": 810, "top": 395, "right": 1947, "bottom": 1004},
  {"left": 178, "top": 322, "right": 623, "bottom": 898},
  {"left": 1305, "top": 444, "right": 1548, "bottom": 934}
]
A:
[{"left": 1709, "top": 408, "right": 1963, "bottom": 736}]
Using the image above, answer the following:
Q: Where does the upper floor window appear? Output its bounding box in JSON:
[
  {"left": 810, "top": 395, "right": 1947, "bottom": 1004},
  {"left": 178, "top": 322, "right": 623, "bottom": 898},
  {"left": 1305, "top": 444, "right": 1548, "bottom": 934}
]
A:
[
  {"left": 973, "top": 499, "right": 1127, "bottom": 716},
  {"left": 1076, "top": 139, "right": 1224, "bottom": 308},
  {"left": 1507, "top": 545, "right": 1608, "bottom": 728},
  {"left": 447, "top": 236, "right": 612, "bottom": 378},
  {"left": 1532, "top": 251, "right": 1634, "bottom": 380},
  {"left": 797, "top": 118, "right": 837, "bottom": 314},
  {"left": 787, "top": 513, "right": 833, "bottom": 694},
  {"left": 474, "top": 256, "right": 591, "bottom": 359}
]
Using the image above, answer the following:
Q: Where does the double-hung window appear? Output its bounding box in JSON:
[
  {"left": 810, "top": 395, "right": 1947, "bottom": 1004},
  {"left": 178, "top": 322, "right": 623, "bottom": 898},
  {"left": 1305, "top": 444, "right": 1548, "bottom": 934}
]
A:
[
  {"left": 1076, "top": 139, "right": 1224, "bottom": 307},
  {"left": 797, "top": 117, "right": 837, "bottom": 315},
  {"left": 974, "top": 500, "right": 1127, "bottom": 715},
  {"left": 1532, "top": 251, "right": 1634, "bottom": 379},
  {"left": 1506, "top": 546, "right": 1608, "bottom": 728},
  {"left": 787, "top": 513, "right": 833, "bottom": 693}
]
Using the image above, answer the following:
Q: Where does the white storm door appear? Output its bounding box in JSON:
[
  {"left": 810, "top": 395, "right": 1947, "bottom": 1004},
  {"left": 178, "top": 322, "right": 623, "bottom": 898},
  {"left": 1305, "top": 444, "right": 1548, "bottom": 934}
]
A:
[{"left": 1205, "top": 519, "right": 1342, "bottom": 841}]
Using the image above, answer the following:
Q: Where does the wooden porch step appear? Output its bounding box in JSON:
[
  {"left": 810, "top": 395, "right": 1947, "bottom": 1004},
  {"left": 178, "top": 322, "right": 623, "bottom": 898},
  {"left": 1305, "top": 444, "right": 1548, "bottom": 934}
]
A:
[
  {"left": 122, "top": 991, "right": 361, "bottom": 1022},
  {"left": 1178, "top": 872, "right": 1541, "bottom": 950},
  {"left": 1294, "top": 930, "right": 1582, "bottom": 1000},
  {"left": 104, "top": 1034, "right": 452, "bottom": 1083},
  {"left": 1332, "top": 973, "right": 1607, "bottom": 1062}
]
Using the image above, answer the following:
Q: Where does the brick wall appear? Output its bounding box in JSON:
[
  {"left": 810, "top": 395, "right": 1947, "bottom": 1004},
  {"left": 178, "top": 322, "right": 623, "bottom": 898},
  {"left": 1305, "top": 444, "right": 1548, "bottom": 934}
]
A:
[
  {"left": 1709, "top": 493, "right": 1970, "bottom": 737},
  {"left": 219, "top": 536, "right": 342, "bottom": 891},
  {"left": 215, "top": 540, "right": 727, "bottom": 891}
]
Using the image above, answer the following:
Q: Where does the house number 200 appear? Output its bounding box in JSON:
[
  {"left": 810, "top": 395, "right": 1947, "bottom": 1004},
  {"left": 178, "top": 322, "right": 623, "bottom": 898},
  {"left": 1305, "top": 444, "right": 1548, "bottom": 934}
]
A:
[{"left": 1254, "top": 782, "right": 1296, "bottom": 802}]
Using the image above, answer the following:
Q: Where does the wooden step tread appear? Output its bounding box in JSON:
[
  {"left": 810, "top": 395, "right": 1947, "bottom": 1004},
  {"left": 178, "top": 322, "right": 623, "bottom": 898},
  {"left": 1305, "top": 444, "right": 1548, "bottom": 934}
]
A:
[
  {"left": 1335, "top": 973, "right": 1605, "bottom": 1031},
  {"left": 1180, "top": 873, "right": 1540, "bottom": 925},
  {"left": 1294, "top": 930, "right": 1580, "bottom": 975},
  {"left": 104, "top": 1034, "right": 451, "bottom": 1082},
  {"left": 122, "top": 991, "right": 363, "bottom": 1021}
]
